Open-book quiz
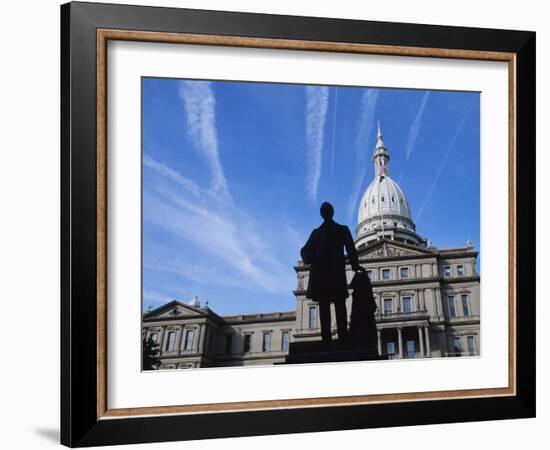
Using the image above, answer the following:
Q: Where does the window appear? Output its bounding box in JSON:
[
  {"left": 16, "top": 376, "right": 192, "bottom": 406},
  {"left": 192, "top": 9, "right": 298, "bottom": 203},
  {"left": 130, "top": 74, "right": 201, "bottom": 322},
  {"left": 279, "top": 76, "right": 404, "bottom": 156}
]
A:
[
  {"left": 165, "top": 331, "right": 176, "bottom": 352},
  {"left": 281, "top": 331, "right": 290, "bottom": 352},
  {"left": 443, "top": 266, "right": 451, "bottom": 277},
  {"left": 402, "top": 296, "right": 412, "bottom": 313},
  {"left": 392, "top": 196, "right": 395, "bottom": 202},
  {"left": 400, "top": 267, "right": 409, "bottom": 278},
  {"left": 461, "top": 294, "right": 470, "bottom": 316},
  {"left": 453, "top": 336, "right": 462, "bottom": 355},
  {"left": 184, "top": 329, "right": 194, "bottom": 351},
  {"left": 406, "top": 340, "right": 416, "bottom": 358},
  {"left": 150, "top": 332, "right": 159, "bottom": 343},
  {"left": 382, "top": 268, "right": 390, "bottom": 280},
  {"left": 262, "top": 332, "right": 271, "bottom": 352},
  {"left": 386, "top": 342, "right": 396, "bottom": 359},
  {"left": 467, "top": 336, "right": 475, "bottom": 356},
  {"left": 372, "top": 197, "right": 375, "bottom": 204},
  {"left": 383, "top": 298, "right": 393, "bottom": 314},
  {"left": 457, "top": 265, "right": 464, "bottom": 276},
  {"left": 366, "top": 270, "right": 373, "bottom": 281},
  {"left": 448, "top": 295, "right": 456, "bottom": 318},
  {"left": 308, "top": 306, "right": 317, "bottom": 329},
  {"left": 243, "top": 334, "right": 251, "bottom": 353},
  {"left": 225, "top": 335, "right": 233, "bottom": 354},
  {"left": 381, "top": 196, "right": 385, "bottom": 202}
]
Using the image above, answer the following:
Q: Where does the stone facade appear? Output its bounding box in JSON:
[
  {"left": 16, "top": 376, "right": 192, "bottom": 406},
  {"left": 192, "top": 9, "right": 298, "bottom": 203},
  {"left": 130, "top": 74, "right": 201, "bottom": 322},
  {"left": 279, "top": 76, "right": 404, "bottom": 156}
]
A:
[
  {"left": 143, "top": 240, "right": 480, "bottom": 369},
  {"left": 294, "top": 239, "right": 480, "bottom": 359},
  {"left": 143, "top": 302, "right": 296, "bottom": 369}
]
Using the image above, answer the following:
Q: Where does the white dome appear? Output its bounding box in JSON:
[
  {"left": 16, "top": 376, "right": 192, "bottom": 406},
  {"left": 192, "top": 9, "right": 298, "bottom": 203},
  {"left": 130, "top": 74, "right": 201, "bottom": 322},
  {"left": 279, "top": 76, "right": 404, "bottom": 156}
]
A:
[
  {"left": 358, "top": 175, "right": 411, "bottom": 224},
  {"left": 354, "top": 122, "right": 425, "bottom": 248}
]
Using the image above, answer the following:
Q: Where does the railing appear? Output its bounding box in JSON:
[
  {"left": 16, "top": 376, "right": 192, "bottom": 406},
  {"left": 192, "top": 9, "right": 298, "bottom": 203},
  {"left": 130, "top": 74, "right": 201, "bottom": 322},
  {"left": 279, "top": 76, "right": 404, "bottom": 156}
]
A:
[
  {"left": 294, "top": 327, "right": 322, "bottom": 336},
  {"left": 376, "top": 310, "right": 430, "bottom": 322}
]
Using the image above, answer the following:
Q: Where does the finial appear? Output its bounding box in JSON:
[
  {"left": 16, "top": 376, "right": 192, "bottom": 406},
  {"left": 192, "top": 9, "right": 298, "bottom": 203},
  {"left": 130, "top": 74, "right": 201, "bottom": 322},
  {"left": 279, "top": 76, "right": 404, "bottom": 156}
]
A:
[{"left": 375, "top": 120, "right": 385, "bottom": 150}]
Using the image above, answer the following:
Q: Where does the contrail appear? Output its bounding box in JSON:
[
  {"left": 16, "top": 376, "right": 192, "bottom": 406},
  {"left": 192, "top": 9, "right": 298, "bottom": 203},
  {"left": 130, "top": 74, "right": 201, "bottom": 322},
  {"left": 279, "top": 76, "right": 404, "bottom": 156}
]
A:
[
  {"left": 406, "top": 91, "right": 430, "bottom": 160},
  {"left": 330, "top": 88, "right": 339, "bottom": 180},
  {"left": 305, "top": 86, "right": 329, "bottom": 201},
  {"left": 415, "top": 100, "right": 475, "bottom": 221},
  {"left": 347, "top": 89, "right": 379, "bottom": 221},
  {"left": 398, "top": 91, "right": 430, "bottom": 183}
]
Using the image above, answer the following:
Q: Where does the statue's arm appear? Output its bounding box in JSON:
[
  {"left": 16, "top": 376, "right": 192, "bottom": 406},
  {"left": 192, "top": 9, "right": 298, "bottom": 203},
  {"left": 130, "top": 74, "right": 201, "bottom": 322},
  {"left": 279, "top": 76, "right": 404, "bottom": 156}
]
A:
[
  {"left": 344, "top": 226, "right": 360, "bottom": 271},
  {"left": 300, "top": 230, "right": 316, "bottom": 265}
]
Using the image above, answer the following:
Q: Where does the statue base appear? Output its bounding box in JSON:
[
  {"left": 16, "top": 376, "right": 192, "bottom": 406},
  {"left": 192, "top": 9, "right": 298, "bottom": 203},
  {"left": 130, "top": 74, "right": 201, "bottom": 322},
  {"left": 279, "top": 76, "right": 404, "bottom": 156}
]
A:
[{"left": 281, "top": 339, "right": 386, "bottom": 364}]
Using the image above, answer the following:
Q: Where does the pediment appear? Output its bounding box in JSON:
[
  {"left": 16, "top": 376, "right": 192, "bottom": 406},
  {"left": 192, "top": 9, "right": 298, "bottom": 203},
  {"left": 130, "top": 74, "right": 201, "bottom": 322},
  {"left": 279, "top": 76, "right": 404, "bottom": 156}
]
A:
[
  {"left": 358, "top": 240, "right": 433, "bottom": 260},
  {"left": 145, "top": 300, "right": 204, "bottom": 320}
]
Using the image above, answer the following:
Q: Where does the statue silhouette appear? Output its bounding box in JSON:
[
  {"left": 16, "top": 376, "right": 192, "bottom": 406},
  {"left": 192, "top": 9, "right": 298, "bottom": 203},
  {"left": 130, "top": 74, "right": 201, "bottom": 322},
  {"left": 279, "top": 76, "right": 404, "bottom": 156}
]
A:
[
  {"left": 300, "top": 202, "right": 361, "bottom": 342},
  {"left": 349, "top": 271, "right": 378, "bottom": 351}
]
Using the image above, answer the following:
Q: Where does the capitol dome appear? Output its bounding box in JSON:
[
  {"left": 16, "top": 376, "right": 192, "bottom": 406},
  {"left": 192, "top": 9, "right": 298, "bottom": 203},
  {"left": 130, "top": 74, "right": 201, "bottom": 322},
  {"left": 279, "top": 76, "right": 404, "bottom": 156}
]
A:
[
  {"left": 355, "top": 123, "right": 426, "bottom": 249},
  {"left": 358, "top": 176, "right": 412, "bottom": 223}
]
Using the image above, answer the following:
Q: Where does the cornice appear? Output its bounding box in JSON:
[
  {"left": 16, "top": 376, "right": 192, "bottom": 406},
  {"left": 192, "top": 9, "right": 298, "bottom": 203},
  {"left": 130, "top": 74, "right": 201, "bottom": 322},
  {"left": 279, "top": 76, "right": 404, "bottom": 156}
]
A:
[{"left": 293, "top": 274, "right": 480, "bottom": 295}]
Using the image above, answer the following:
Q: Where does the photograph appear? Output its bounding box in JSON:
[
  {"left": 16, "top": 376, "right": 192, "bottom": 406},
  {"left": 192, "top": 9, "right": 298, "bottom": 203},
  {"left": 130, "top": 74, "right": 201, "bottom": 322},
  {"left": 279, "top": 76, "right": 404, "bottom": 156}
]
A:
[{"left": 141, "top": 78, "right": 481, "bottom": 370}]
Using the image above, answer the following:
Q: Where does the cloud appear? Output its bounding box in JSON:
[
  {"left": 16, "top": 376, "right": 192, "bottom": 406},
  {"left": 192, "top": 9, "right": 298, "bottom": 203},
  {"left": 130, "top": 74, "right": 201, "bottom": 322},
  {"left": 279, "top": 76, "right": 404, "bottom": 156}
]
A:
[
  {"left": 415, "top": 100, "right": 474, "bottom": 221},
  {"left": 144, "top": 183, "right": 291, "bottom": 294},
  {"left": 347, "top": 89, "right": 379, "bottom": 221},
  {"left": 305, "top": 86, "right": 329, "bottom": 201},
  {"left": 143, "top": 289, "right": 175, "bottom": 308},
  {"left": 406, "top": 91, "right": 430, "bottom": 160},
  {"left": 143, "top": 155, "right": 203, "bottom": 199},
  {"left": 178, "top": 81, "right": 231, "bottom": 202}
]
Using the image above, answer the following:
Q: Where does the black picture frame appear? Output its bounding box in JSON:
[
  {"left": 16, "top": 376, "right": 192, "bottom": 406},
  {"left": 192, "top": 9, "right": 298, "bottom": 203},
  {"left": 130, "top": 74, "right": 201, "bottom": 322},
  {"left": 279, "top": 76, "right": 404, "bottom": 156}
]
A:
[{"left": 61, "top": 1, "right": 535, "bottom": 447}]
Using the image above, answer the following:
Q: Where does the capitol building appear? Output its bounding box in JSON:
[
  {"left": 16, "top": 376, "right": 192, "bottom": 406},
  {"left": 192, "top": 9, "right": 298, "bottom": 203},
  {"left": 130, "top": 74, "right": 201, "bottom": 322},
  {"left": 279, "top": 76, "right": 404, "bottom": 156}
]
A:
[{"left": 142, "top": 125, "right": 480, "bottom": 369}]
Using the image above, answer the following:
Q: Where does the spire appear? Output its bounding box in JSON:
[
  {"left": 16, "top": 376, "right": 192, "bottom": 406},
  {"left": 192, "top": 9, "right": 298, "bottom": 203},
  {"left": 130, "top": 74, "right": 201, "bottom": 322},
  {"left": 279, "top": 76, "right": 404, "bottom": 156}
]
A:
[
  {"left": 372, "top": 120, "right": 389, "bottom": 177},
  {"left": 376, "top": 120, "right": 385, "bottom": 150}
]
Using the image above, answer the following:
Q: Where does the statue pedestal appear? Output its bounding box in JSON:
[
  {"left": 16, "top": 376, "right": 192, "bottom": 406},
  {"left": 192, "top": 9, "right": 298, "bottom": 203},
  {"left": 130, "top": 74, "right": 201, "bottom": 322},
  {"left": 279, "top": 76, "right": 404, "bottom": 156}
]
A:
[{"left": 281, "top": 339, "right": 386, "bottom": 364}]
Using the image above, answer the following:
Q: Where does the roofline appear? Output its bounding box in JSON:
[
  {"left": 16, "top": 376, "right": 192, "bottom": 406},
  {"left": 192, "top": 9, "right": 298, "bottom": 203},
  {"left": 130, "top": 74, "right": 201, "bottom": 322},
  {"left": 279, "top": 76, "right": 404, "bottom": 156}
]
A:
[{"left": 143, "top": 299, "right": 296, "bottom": 323}]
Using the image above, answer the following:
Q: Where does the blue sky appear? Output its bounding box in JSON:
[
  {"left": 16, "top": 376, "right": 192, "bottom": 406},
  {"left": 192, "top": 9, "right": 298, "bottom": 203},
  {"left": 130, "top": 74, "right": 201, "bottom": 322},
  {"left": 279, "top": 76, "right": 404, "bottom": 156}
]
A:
[{"left": 142, "top": 78, "right": 480, "bottom": 315}]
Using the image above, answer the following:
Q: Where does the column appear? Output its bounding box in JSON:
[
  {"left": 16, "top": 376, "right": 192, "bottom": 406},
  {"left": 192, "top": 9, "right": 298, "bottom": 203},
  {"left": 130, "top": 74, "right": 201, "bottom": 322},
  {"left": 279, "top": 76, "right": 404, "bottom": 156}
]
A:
[
  {"left": 175, "top": 326, "right": 184, "bottom": 354},
  {"left": 424, "top": 326, "right": 431, "bottom": 357},
  {"left": 193, "top": 324, "right": 201, "bottom": 353},
  {"left": 160, "top": 327, "right": 168, "bottom": 354},
  {"left": 434, "top": 288, "right": 442, "bottom": 318},
  {"left": 197, "top": 323, "right": 206, "bottom": 354},
  {"left": 377, "top": 329, "right": 382, "bottom": 355},
  {"left": 418, "top": 327, "right": 425, "bottom": 357},
  {"left": 397, "top": 327, "right": 403, "bottom": 359}
]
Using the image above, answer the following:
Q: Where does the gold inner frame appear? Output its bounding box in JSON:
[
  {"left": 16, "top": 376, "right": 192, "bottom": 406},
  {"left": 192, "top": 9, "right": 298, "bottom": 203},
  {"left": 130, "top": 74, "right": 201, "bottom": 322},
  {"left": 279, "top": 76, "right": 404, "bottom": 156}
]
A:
[{"left": 96, "top": 29, "right": 517, "bottom": 420}]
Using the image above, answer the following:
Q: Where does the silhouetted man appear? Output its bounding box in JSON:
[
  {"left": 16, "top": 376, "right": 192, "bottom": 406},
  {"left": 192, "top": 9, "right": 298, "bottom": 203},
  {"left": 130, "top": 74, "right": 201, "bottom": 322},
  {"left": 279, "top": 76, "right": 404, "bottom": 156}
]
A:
[{"left": 300, "top": 202, "right": 361, "bottom": 342}]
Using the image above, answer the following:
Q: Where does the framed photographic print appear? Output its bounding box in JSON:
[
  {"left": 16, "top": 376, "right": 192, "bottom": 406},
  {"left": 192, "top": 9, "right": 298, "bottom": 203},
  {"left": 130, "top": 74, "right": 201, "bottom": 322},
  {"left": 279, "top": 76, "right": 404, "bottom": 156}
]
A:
[{"left": 61, "top": 1, "right": 536, "bottom": 447}]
